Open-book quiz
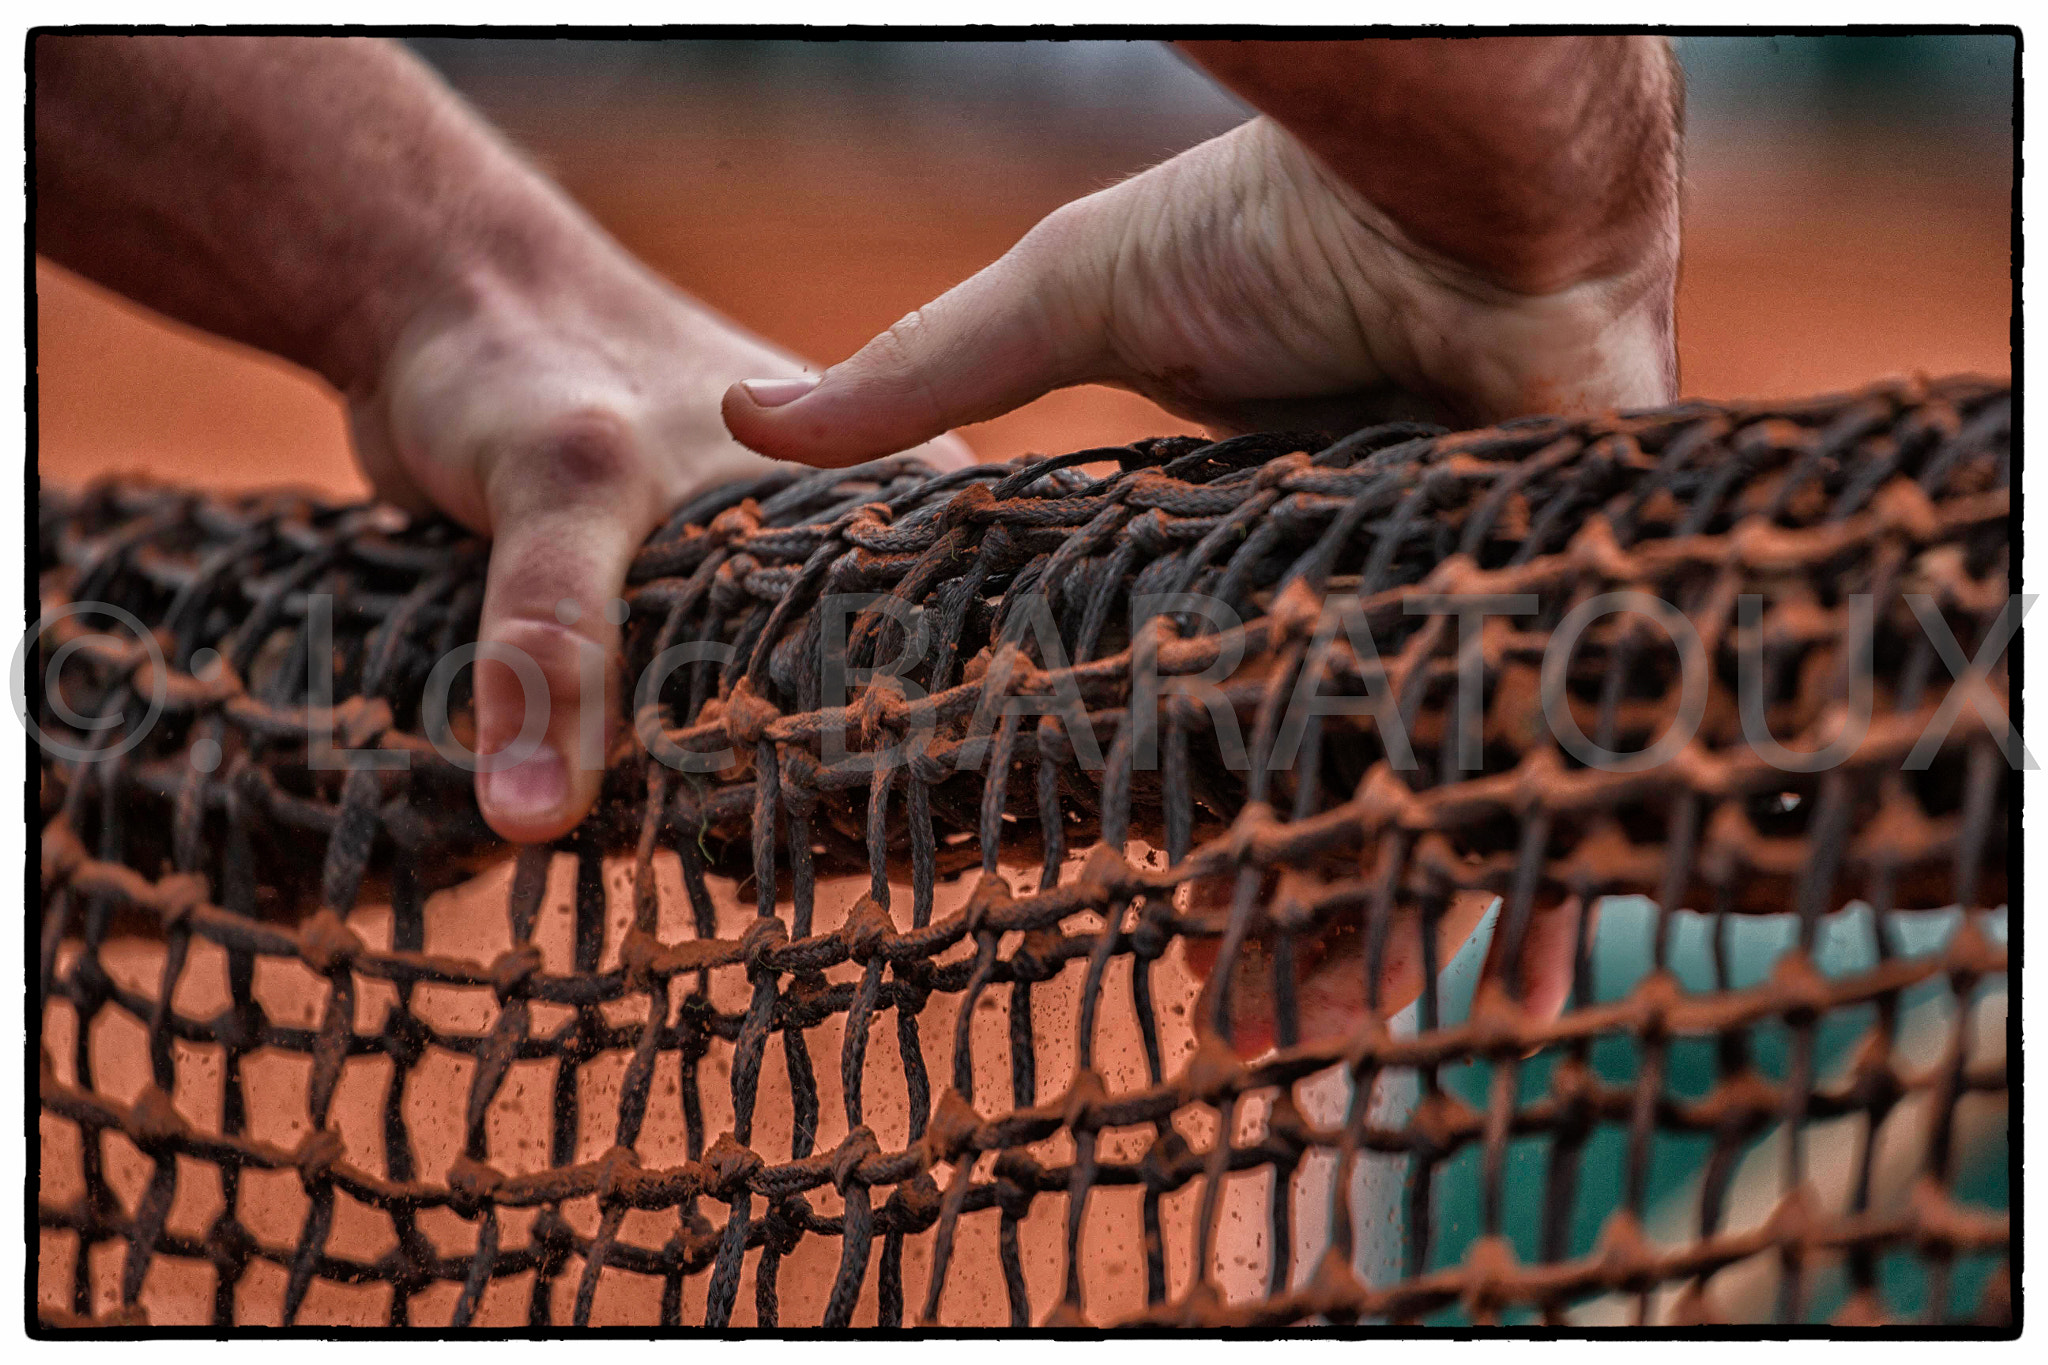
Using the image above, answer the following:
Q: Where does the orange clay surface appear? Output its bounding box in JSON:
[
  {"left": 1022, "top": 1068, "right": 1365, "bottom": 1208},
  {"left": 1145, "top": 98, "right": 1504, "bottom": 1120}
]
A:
[{"left": 35, "top": 118, "right": 2012, "bottom": 496}]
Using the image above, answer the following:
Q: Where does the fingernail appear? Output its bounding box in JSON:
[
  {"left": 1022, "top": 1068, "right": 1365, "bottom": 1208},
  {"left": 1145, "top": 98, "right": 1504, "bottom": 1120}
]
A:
[
  {"left": 481, "top": 743, "right": 567, "bottom": 827},
  {"left": 739, "top": 374, "right": 821, "bottom": 409}
]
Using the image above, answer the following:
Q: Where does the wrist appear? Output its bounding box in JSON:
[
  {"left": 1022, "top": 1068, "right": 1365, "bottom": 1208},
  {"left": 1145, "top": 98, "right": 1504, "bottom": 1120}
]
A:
[
  {"left": 1248, "top": 113, "right": 1675, "bottom": 311},
  {"left": 1228, "top": 117, "right": 1676, "bottom": 420},
  {"left": 1193, "top": 38, "right": 1682, "bottom": 298},
  {"left": 315, "top": 145, "right": 631, "bottom": 404}
]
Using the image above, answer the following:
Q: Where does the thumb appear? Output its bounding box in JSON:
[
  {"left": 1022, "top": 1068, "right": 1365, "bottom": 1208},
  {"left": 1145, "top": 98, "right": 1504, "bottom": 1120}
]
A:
[
  {"left": 469, "top": 416, "right": 658, "bottom": 844},
  {"left": 722, "top": 210, "right": 1109, "bottom": 467}
]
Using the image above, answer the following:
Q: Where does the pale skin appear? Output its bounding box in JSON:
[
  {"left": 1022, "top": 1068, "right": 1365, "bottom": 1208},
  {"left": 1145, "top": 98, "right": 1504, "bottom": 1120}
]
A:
[
  {"left": 723, "top": 38, "right": 1681, "bottom": 455},
  {"left": 36, "top": 36, "right": 1680, "bottom": 1029}
]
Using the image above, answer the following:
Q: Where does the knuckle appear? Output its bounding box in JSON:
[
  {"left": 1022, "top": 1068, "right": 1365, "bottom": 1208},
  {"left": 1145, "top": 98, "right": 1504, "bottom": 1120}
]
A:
[
  {"left": 523, "top": 409, "right": 641, "bottom": 499},
  {"left": 1023, "top": 196, "right": 1097, "bottom": 255},
  {"left": 849, "top": 311, "right": 951, "bottom": 426},
  {"left": 875, "top": 309, "right": 931, "bottom": 367},
  {"left": 484, "top": 408, "right": 653, "bottom": 524}
]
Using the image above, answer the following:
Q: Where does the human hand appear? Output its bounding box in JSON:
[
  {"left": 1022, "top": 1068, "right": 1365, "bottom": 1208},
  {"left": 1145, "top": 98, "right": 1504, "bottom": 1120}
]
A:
[
  {"left": 33, "top": 33, "right": 975, "bottom": 848},
  {"left": 720, "top": 112, "right": 1678, "bottom": 466},
  {"left": 718, "top": 51, "right": 1675, "bottom": 1044},
  {"left": 1184, "top": 881, "right": 1592, "bottom": 1058},
  {"left": 350, "top": 252, "right": 971, "bottom": 845}
]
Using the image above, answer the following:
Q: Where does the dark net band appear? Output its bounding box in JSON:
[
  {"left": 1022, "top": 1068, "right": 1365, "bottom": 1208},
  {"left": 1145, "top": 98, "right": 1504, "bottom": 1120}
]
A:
[{"left": 36, "top": 377, "right": 2012, "bottom": 1330}]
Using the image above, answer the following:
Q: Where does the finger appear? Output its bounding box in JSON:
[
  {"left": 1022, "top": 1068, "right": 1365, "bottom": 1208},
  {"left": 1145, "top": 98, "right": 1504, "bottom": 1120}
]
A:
[
  {"left": 470, "top": 414, "right": 659, "bottom": 844},
  {"left": 1363, "top": 889, "right": 1498, "bottom": 1020},
  {"left": 347, "top": 400, "right": 439, "bottom": 519},
  {"left": 721, "top": 207, "right": 1109, "bottom": 467},
  {"left": 1181, "top": 880, "right": 1502, "bottom": 1057},
  {"left": 1479, "top": 893, "right": 1592, "bottom": 1023}
]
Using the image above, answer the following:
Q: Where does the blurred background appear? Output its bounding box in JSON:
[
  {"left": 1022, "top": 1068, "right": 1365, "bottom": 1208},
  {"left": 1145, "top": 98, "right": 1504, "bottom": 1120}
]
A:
[{"left": 34, "top": 34, "right": 2016, "bottom": 494}]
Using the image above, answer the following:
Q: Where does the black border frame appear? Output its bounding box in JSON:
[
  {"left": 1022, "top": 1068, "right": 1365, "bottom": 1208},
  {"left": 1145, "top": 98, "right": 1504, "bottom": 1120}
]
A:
[{"left": 20, "top": 21, "right": 2024, "bottom": 1341}]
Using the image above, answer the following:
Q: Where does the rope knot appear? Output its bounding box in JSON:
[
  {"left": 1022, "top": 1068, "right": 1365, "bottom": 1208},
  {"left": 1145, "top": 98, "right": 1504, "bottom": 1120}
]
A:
[
  {"left": 709, "top": 553, "right": 760, "bottom": 615},
  {"left": 830, "top": 1125, "right": 880, "bottom": 1190},
  {"left": 962, "top": 871, "right": 1013, "bottom": 935},
  {"left": 884, "top": 1173, "right": 944, "bottom": 1232},
  {"left": 489, "top": 943, "right": 546, "bottom": 1002},
  {"left": 939, "top": 481, "right": 997, "bottom": 531},
  {"left": 703, "top": 1132, "right": 764, "bottom": 1199},
  {"left": 126, "top": 1085, "right": 188, "bottom": 1153},
  {"left": 296, "top": 907, "right": 363, "bottom": 976},
  {"left": 922, "top": 1088, "right": 982, "bottom": 1165},
  {"left": 708, "top": 497, "right": 763, "bottom": 545},
  {"left": 618, "top": 927, "right": 663, "bottom": 992},
  {"left": 294, "top": 1126, "right": 346, "bottom": 1187},
  {"left": 594, "top": 1144, "right": 641, "bottom": 1204},
  {"left": 720, "top": 678, "right": 781, "bottom": 749},
  {"left": 446, "top": 1154, "right": 504, "bottom": 1217},
  {"left": 154, "top": 872, "right": 209, "bottom": 930},
  {"left": 739, "top": 915, "right": 789, "bottom": 972},
  {"left": 842, "top": 894, "right": 895, "bottom": 963}
]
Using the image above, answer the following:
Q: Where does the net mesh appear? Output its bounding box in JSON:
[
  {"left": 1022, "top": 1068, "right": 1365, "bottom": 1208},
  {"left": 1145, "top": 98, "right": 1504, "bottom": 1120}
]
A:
[{"left": 35, "top": 377, "right": 2012, "bottom": 1330}]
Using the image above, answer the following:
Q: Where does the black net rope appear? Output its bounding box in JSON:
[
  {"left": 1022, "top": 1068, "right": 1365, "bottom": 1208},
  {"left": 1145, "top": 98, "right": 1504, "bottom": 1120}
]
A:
[{"left": 35, "top": 377, "right": 2012, "bottom": 1329}]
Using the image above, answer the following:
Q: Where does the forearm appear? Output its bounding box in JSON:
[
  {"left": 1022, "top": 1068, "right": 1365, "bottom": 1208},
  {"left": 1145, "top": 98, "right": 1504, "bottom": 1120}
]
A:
[
  {"left": 33, "top": 35, "right": 611, "bottom": 396},
  {"left": 1181, "top": 37, "right": 1681, "bottom": 295}
]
